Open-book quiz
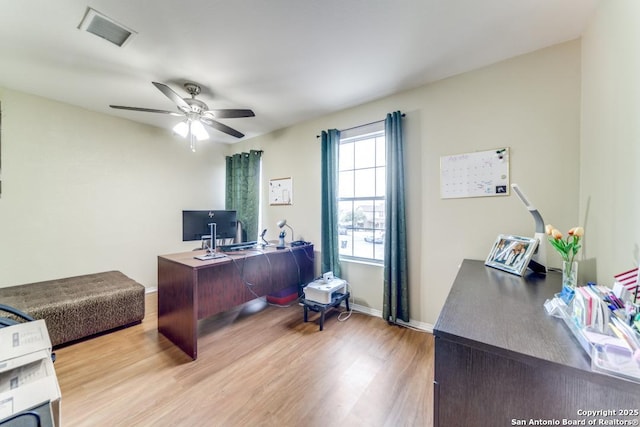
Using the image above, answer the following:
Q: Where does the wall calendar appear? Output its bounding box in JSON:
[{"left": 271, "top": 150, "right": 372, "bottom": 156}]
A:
[{"left": 440, "top": 147, "right": 510, "bottom": 199}]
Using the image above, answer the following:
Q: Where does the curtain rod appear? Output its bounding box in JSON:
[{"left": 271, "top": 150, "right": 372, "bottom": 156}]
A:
[
  {"left": 316, "top": 113, "right": 405, "bottom": 138},
  {"left": 225, "top": 149, "right": 263, "bottom": 158}
]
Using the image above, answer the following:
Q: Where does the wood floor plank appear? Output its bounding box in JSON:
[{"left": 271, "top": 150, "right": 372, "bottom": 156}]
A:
[{"left": 53, "top": 292, "right": 434, "bottom": 426}]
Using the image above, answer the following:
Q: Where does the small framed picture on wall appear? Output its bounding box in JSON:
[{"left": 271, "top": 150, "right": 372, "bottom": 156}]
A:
[{"left": 269, "top": 177, "right": 293, "bottom": 205}]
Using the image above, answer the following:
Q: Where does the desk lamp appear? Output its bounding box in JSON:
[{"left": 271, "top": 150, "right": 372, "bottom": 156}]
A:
[
  {"left": 277, "top": 219, "right": 294, "bottom": 242},
  {"left": 511, "top": 183, "right": 547, "bottom": 274}
]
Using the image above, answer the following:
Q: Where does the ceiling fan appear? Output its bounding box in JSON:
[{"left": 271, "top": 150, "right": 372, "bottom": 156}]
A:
[{"left": 110, "top": 81, "right": 255, "bottom": 149}]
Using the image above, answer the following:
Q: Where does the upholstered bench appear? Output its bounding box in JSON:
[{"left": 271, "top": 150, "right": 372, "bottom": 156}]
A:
[{"left": 0, "top": 271, "right": 145, "bottom": 347}]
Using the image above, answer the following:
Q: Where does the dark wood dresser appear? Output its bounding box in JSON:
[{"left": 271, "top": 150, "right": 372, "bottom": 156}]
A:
[{"left": 433, "top": 259, "right": 640, "bottom": 426}]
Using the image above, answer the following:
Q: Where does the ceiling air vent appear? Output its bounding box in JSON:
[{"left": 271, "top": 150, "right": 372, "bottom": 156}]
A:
[{"left": 78, "top": 7, "right": 136, "bottom": 47}]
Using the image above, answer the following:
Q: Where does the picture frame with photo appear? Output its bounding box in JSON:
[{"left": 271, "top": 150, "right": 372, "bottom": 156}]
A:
[{"left": 485, "top": 234, "right": 538, "bottom": 276}]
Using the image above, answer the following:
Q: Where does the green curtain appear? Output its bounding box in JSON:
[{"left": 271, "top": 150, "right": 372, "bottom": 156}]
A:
[
  {"left": 383, "top": 111, "right": 409, "bottom": 323},
  {"left": 225, "top": 150, "right": 262, "bottom": 242},
  {"left": 320, "top": 130, "right": 341, "bottom": 277}
]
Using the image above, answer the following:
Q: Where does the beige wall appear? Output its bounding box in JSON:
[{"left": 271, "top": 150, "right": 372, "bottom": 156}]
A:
[
  {"left": 2, "top": 4, "right": 635, "bottom": 332},
  {"left": 233, "top": 40, "right": 582, "bottom": 327},
  {"left": 0, "top": 88, "right": 229, "bottom": 288},
  {"left": 0, "top": 40, "right": 585, "bottom": 328},
  {"left": 580, "top": 0, "right": 640, "bottom": 283}
]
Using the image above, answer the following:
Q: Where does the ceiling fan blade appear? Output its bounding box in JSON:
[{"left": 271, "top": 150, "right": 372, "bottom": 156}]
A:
[
  {"left": 206, "top": 109, "right": 255, "bottom": 119},
  {"left": 152, "top": 82, "right": 191, "bottom": 113},
  {"left": 110, "top": 105, "right": 185, "bottom": 117},
  {"left": 200, "top": 117, "right": 245, "bottom": 138}
]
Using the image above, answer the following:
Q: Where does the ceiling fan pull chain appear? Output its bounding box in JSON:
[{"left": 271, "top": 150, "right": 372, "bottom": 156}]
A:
[{"left": 189, "top": 121, "right": 196, "bottom": 152}]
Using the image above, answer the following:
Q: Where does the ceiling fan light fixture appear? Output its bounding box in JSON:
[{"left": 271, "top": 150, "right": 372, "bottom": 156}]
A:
[
  {"left": 191, "top": 120, "right": 209, "bottom": 141},
  {"left": 173, "top": 120, "right": 209, "bottom": 153},
  {"left": 172, "top": 121, "right": 189, "bottom": 138}
]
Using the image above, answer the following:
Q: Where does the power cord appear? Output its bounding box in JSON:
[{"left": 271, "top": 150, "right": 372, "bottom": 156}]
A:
[
  {"left": 229, "top": 246, "right": 307, "bottom": 308},
  {"left": 227, "top": 248, "right": 273, "bottom": 300},
  {"left": 285, "top": 247, "right": 302, "bottom": 289},
  {"left": 337, "top": 281, "right": 353, "bottom": 322}
]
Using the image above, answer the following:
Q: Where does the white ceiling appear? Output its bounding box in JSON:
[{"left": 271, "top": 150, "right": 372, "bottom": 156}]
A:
[{"left": 0, "top": 0, "right": 598, "bottom": 144}]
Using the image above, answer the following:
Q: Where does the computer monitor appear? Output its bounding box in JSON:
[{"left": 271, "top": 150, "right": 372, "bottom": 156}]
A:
[{"left": 182, "top": 210, "right": 238, "bottom": 241}]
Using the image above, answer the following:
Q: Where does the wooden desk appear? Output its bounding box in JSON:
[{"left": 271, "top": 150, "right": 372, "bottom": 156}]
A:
[
  {"left": 158, "top": 244, "right": 314, "bottom": 359},
  {"left": 433, "top": 259, "right": 640, "bottom": 426}
]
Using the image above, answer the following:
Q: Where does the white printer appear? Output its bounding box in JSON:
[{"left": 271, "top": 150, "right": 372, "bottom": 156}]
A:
[
  {"left": 303, "top": 272, "right": 347, "bottom": 304},
  {"left": 0, "top": 319, "right": 61, "bottom": 426}
]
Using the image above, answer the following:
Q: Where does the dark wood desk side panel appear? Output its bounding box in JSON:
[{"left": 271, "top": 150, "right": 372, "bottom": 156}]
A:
[
  {"left": 196, "top": 262, "right": 242, "bottom": 319},
  {"left": 435, "top": 336, "right": 640, "bottom": 426},
  {"left": 196, "top": 257, "right": 269, "bottom": 319},
  {"left": 195, "top": 247, "right": 314, "bottom": 320},
  {"left": 157, "top": 257, "right": 198, "bottom": 359},
  {"left": 293, "top": 245, "right": 315, "bottom": 286},
  {"left": 229, "top": 252, "right": 276, "bottom": 298},
  {"left": 268, "top": 246, "right": 314, "bottom": 293}
]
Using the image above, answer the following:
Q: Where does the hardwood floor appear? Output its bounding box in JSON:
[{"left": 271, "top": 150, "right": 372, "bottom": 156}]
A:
[{"left": 53, "top": 292, "right": 434, "bottom": 426}]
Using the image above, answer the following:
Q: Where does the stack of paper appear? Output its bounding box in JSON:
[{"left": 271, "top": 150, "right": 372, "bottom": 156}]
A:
[{"left": 573, "top": 285, "right": 609, "bottom": 333}]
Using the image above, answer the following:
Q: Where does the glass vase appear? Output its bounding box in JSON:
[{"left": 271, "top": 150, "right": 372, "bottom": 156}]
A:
[{"left": 560, "top": 260, "right": 578, "bottom": 304}]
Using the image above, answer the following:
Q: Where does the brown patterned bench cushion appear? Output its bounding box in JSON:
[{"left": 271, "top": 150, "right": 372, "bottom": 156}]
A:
[{"left": 0, "top": 271, "right": 145, "bottom": 347}]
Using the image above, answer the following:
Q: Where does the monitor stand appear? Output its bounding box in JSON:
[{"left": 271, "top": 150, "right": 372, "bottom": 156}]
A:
[{"left": 194, "top": 223, "right": 226, "bottom": 260}]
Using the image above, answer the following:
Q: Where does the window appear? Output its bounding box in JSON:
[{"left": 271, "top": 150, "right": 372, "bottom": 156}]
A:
[{"left": 337, "top": 122, "right": 385, "bottom": 262}]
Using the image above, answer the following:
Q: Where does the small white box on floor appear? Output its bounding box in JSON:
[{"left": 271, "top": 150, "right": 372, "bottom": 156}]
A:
[{"left": 303, "top": 278, "right": 347, "bottom": 304}]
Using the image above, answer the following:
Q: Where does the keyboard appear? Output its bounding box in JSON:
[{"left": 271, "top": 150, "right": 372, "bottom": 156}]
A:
[
  {"left": 219, "top": 241, "right": 258, "bottom": 252},
  {"left": 194, "top": 253, "right": 226, "bottom": 261}
]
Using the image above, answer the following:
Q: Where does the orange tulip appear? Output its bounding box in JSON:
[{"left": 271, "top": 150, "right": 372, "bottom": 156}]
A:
[{"left": 546, "top": 224, "right": 585, "bottom": 265}]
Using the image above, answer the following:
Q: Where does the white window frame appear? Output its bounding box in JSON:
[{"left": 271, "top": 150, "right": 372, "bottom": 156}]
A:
[{"left": 337, "top": 121, "right": 386, "bottom": 264}]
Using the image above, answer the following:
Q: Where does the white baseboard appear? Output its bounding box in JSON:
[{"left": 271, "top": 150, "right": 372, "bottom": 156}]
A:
[
  {"left": 145, "top": 288, "right": 434, "bottom": 333},
  {"left": 395, "top": 317, "right": 434, "bottom": 333},
  {"left": 351, "top": 303, "right": 434, "bottom": 333},
  {"left": 351, "top": 303, "right": 382, "bottom": 318}
]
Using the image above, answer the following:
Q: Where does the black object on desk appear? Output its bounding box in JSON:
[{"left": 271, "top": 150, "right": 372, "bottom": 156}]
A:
[
  {"left": 300, "top": 292, "right": 350, "bottom": 331},
  {"left": 218, "top": 241, "right": 258, "bottom": 252}
]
